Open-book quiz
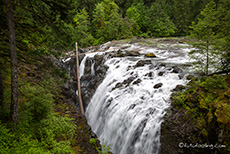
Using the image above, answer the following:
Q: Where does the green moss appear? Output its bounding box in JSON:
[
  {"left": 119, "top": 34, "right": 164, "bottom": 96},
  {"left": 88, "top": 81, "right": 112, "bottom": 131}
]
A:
[
  {"left": 170, "top": 75, "right": 230, "bottom": 153},
  {"left": 145, "top": 53, "right": 156, "bottom": 57}
]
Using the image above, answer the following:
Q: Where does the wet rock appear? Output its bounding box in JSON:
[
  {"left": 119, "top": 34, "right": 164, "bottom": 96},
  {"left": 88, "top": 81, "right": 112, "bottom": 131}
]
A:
[
  {"left": 133, "top": 78, "right": 142, "bottom": 85},
  {"left": 126, "top": 50, "right": 140, "bottom": 56},
  {"left": 172, "top": 85, "right": 185, "bottom": 92},
  {"left": 80, "top": 55, "right": 108, "bottom": 108},
  {"left": 112, "top": 77, "right": 136, "bottom": 91},
  {"left": 171, "top": 66, "right": 182, "bottom": 73},
  {"left": 105, "top": 97, "right": 113, "bottom": 108},
  {"left": 158, "top": 71, "right": 165, "bottom": 76},
  {"left": 186, "top": 74, "right": 194, "bottom": 80},
  {"left": 129, "top": 38, "right": 143, "bottom": 44},
  {"left": 123, "top": 76, "right": 136, "bottom": 85},
  {"left": 79, "top": 47, "right": 88, "bottom": 53},
  {"left": 94, "top": 54, "right": 105, "bottom": 67},
  {"left": 145, "top": 53, "right": 157, "bottom": 58},
  {"left": 156, "top": 63, "right": 166, "bottom": 70},
  {"left": 160, "top": 63, "right": 166, "bottom": 67},
  {"left": 128, "top": 104, "right": 136, "bottom": 110},
  {"left": 95, "top": 65, "right": 109, "bottom": 76},
  {"left": 113, "top": 49, "right": 140, "bottom": 57},
  {"left": 145, "top": 72, "right": 154, "bottom": 77},
  {"left": 112, "top": 82, "right": 123, "bottom": 90},
  {"left": 154, "top": 83, "right": 163, "bottom": 89},
  {"left": 135, "top": 60, "right": 152, "bottom": 68},
  {"left": 146, "top": 108, "right": 156, "bottom": 116}
]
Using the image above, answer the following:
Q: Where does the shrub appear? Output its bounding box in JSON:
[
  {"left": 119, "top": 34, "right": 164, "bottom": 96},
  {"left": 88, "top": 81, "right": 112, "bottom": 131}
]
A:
[{"left": 20, "top": 85, "right": 54, "bottom": 122}]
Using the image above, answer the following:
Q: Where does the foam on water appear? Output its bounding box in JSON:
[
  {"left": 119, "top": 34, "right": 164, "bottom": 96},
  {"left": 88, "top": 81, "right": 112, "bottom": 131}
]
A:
[{"left": 82, "top": 42, "right": 193, "bottom": 154}]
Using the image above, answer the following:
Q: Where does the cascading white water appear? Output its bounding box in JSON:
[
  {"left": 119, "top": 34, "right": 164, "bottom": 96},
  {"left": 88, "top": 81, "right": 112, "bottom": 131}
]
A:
[{"left": 82, "top": 41, "right": 192, "bottom": 154}]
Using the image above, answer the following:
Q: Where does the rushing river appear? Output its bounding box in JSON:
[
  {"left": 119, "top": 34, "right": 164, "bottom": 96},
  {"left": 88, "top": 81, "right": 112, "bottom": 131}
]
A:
[{"left": 80, "top": 39, "right": 193, "bottom": 154}]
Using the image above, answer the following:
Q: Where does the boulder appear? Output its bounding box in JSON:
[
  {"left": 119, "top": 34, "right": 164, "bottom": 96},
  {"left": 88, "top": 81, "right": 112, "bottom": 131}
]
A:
[
  {"left": 171, "top": 66, "right": 182, "bottom": 73},
  {"left": 133, "top": 78, "right": 142, "bottom": 85},
  {"left": 154, "top": 83, "right": 163, "bottom": 89},
  {"left": 172, "top": 85, "right": 185, "bottom": 92},
  {"left": 145, "top": 53, "right": 157, "bottom": 58},
  {"left": 134, "top": 60, "right": 152, "bottom": 68},
  {"left": 158, "top": 71, "right": 165, "bottom": 76}
]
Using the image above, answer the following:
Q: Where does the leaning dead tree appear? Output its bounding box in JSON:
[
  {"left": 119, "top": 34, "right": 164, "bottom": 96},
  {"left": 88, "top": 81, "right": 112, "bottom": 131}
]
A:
[{"left": 75, "top": 42, "right": 85, "bottom": 116}]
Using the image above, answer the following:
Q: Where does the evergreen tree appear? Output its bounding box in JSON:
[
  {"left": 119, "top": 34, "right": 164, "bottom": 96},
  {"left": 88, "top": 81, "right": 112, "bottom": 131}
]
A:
[
  {"left": 189, "top": 0, "right": 219, "bottom": 75},
  {"left": 126, "top": 2, "right": 149, "bottom": 34},
  {"left": 215, "top": 0, "right": 230, "bottom": 72},
  {"left": 74, "top": 8, "right": 94, "bottom": 47},
  {"left": 126, "top": 5, "right": 141, "bottom": 36},
  {"left": 172, "top": 0, "right": 190, "bottom": 35},
  {"left": 147, "top": 1, "right": 176, "bottom": 37},
  {"left": 92, "top": 0, "right": 132, "bottom": 43},
  {"left": 6, "top": 0, "right": 19, "bottom": 125}
]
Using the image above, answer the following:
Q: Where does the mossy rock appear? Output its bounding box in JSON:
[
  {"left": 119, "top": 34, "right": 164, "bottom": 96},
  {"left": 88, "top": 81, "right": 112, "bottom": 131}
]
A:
[{"left": 145, "top": 53, "right": 157, "bottom": 58}]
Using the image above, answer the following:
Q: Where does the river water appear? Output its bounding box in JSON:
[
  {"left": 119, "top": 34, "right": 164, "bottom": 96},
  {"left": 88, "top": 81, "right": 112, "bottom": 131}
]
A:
[{"left": 80, "top": 39, "right": 193, "bottom": 154}]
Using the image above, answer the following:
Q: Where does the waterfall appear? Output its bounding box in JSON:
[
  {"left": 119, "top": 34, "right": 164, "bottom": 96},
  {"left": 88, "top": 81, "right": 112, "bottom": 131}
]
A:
[
  {"left": 91, "top": 60, "right": 95, "bottom": 75},
  {"left": 82, "top": 41, "right": 192, "bottom": 154}
]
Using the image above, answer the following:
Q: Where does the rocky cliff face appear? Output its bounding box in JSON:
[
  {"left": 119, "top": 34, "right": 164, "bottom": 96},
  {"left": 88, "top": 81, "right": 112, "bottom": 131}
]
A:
[{"left": 161, "top": 76, "right": 230, "bottom": 154}]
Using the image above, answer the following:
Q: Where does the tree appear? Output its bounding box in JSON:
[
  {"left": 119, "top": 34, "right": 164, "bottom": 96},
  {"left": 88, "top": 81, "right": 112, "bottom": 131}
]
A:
[
  {"left": 1, "top": 0, "right": 79, "bottom": 124},
  {"left": 147, "top": 0, "right": 176, "bottom": 37},
  {"left": 215, "top": 0, "right": 230, "bottom": 72},
  {"left": 189, "top": 0, "right": 219, "bottom": 75},
  {"left": 5, "top": 0, "right": 18, "bottom": 124},
  {"left": 74, "top": 8, "right": 94, "bottom": 47},
  {"left": 126, "top": 5, "right": 141, "bottom": 36},
  {"left": 92, "top": 0, "right": 132, "bottom": 43},
  {"left": 172, "top": 0, "right": 190, "bottom": 35}
]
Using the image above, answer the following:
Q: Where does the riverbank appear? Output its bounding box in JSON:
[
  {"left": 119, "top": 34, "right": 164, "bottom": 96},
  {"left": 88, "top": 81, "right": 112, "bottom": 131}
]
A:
[{"left": 161, "top": 75, "right": 230, "bottom": 154}]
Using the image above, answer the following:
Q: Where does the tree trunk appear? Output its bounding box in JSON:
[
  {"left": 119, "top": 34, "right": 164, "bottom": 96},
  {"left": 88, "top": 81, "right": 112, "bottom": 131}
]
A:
[
  {"left": 206, "top": 39, "right": 209, "bottom": 75},
  {"left": 0, "top": 69, "right": 3, "bottom": 108},
  {"left": 206, "top": 25, "right": 210, "bottom": 76},
  {"left": 6, "top": 0, "right": 19, "bottom": 125},
  {"left": 75, "top": 42, "right": 85, "bottom": 116}
]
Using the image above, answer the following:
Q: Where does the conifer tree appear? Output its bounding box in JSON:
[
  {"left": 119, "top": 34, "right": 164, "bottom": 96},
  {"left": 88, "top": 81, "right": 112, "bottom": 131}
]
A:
[
  {"left": 6, "top": 0, "right": 18, "bottom": 125},
  {"left": 74, "top": 8, "right": 94, "bottom": 47},
  {"left": 189, "top": 0, "right": 219, "bottom": 75},
  {"left": 215, "top": 0, "right": 230, "bottom": 72},
  {"left": 147, "top": 1, "right": 176, "bottom": 37}
]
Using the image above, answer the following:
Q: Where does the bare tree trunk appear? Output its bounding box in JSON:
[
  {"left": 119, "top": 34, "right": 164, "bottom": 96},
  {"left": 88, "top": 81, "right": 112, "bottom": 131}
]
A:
[
  {"left": 75, "top": 42, "right": 85, "bottom": 116},
  {"left": 6, "top": 0, "right": 19, "bottom": 125}
]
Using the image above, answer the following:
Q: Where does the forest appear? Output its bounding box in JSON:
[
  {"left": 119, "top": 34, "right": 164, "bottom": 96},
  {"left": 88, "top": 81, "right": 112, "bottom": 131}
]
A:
[{"left": 0, "top": 0, "right": 229, "bottom": 153}]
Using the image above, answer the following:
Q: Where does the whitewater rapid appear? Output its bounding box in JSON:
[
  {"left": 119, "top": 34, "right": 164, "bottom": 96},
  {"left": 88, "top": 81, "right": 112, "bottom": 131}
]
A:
[{"left": 81, "top": 40, "right": 193, "bottom": 154}]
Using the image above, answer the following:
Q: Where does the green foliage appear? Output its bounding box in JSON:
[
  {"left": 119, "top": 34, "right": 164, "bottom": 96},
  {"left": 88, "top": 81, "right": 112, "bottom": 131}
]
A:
[
  {"left": 0, "top": 113, "right": 75, "bottom": 154},
  {"left": 96, "top": 139, "right": 111, "bottom": 154},
  {"left": 38, "top": 113, "right": 75, "bottom": 153},
  {"left": 89, "top": 138, "right": 97, "bottom": 146},
  {"left": 126, "top": 6, "right": 141, "bottom": 36},
  {"left": 189, "top": 0, "right": 220, "bottom": 75},
  {"left": 214, "top": 0, "right": 230, "bottom": 72},
  {"left": 20, "top": 85, "right": 54, "bottom": 122},
  {"left": 171, "top": 75, "right": 230, "bottom": 153},
  {"left": 39, "top": 113, "right": 76, "bottom": 140},
  {"left": 200, "top": 75, "right": 228, "bottom": 91},
  {"left": 147, "top": 0, "right": 176, "bottom": 37},
  {"left": 74, "top": 8, "right": 95, "bottom": 47},
  {"left": 127, "top": 2, "right": 149, "bottom": 34},
  {"left": 92, "top": 0, "right": 132, "bottom": 43}
]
